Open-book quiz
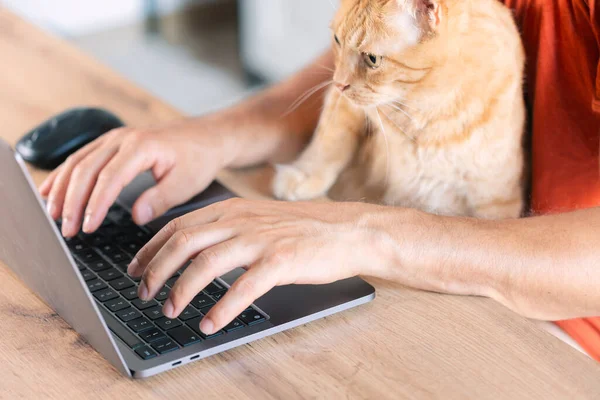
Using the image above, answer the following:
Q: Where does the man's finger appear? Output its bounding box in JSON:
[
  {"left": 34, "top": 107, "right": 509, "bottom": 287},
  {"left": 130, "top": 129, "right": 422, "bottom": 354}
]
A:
[
  {"left": 131, "top": 167, "right": 214, "bottom": 226},
  {"left": 134, "top": 222, "right": 238, "bottom": 299},
  {"left": 200, "top": 263, "right": 279, "bottom": 335},
  {"left": 164, "top": 238, "right": 260, "bottom": 319},
  {"left": 47, "top": 140, "right": 104, "bottom": 231},
  {"left": 39, "top": 167, "right": 61, "bottom": 197},
  {"left": 82, "top": 145, "right": 157, "bottom": 234},
  {"left": 128, "top": 201, "right": 232, "bottom": 275},
  {"left": 60, "top": 146, "right": 119, "bottom": 236}
]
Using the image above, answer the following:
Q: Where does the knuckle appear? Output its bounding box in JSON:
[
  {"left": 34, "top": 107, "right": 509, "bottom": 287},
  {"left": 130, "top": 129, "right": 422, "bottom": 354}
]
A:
[
  {"left": 96, "top": 170, "right": 113, "bottom": 185},
  {"left": 197, "top": 248, "right": 220, "bottom": 267},
  {"left": 265, "top": 247, "right": 295, "bottom": 266},
  {"left": 232, "top": 276, "right": 258, "bottom": 299},
  {"left": 143, "top": 266, "right": 160, "bottom": 287},
  {"left": 171, "top": 230, "right": 192, "bottom": 250},
  {"left": 71, "top": 163, "right": 87, "bottom": 179},
  {"left": 64, "top": 154, "right": 79, "bottom": 168},
  {"left": 125, "top": 130, "right": 146, "bottom": 145},
  {"left": 165, "top": 217, "right": 182, "bottom": 236},
  {"left": 135, "top": 245, "right": 149, "bottom": 263},
  {"left": 170, "top": 282, "right": 194, "bottom": 308}
]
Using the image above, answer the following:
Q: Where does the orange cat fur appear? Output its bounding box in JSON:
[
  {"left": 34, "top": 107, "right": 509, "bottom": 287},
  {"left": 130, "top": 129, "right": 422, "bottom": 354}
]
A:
[{"left": 273, "top": 0, "right": 526, "bottom": 219}]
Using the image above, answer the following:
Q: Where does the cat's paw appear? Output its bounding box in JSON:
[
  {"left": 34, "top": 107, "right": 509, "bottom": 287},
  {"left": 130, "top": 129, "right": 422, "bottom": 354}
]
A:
[{"left": 272, "top": 164, "right": 333, "bottom": 201}]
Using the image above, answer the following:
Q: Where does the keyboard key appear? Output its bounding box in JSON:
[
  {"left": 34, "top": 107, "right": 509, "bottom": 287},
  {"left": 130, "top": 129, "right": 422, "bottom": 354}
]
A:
[
  {"left": 75, "top": 260, "right": 86, "bottom": 271},
  {"left": 81, "top": 233, "right": 110, "bottom": 247},
  {"left": 151, "top": 337, "right": 179, "bottom": 354},
  {"left": 120, "top": 241, "right": 142, "bottom": 255},
  {"left": 211, "top": 290, "right": 226, "bottom": 301},
  {"left": 115, "top": 307, "right": 142, "bottom": 322},
  {"left": 93, "top": 288, "right": 119, "bottom": 302},
  {"left": 105, "top": 297, "right": 130, "bottom": 312},
  {"left": 109, "top": 276, "right": 134, "bottom": 291},
  {"left": 114, "top": 262, "right": 130, "bottom": 273},
  {"left": 132, "top": 299, "right": 158, "bottom": 310},
  {"left": 179, "top": 306, "right": 200, "bottom": 321},
  {"left": 98, "top": 244, "right": 130, "bottom": 264},
  {"left": 131, "top": 229, "right": 151, "bottom": 242},
  {"left": 77, "top": 249, "right": 101, "bottom": 263},
  {"left": 199, "top": 304, "right": 214, "bottom": 315},
  {"left": 139, "top": 327, "right": 166, "bottom": 343},
  {"left": 155, "top": 317, "right": 182, "bottom": 331},
  {"left": 127, "top": 317, "right": 153, "bottom": 333},
  {"left": 168, "top": 326, "right": 202, "bottom": 347},
  {"left": 135, "top": 346, "right": 157, "bottom": 360},
  {"left": 87, "top": 260, "right": 111, "bottom": 273},
  {"left": 69, "top": 242, "right": 87, "bottom": 253},
  {"left": 154, "top": 286, "right": 170, "bottom": 302},
  {"left": 98, "top": 268, "right": 123, "bottom": 281},
  {"left": 203, "top": 281, "right": 223, "bottom": 295},
  {"left": 166, "top": 276, "right": 179, "bottom": 288},
  {"left": 191, "top": 294, "right": 215, "bottom": 310},
  {"left": 143, "top": 306, "right": 165, "bottom": 320},
  {"left": 223, "top": 319, "right": 245, "bottom": 333},
  {"left": 238, "top": 309, "right": 266, "bottom": 326},
  {"left": 80, "top": 269, "right": 96, "bottom": 281},
  {"left": 99, "top": 307, "right": 143, "bottom": 349},
  {"left": 187, "top": 317, "right": 223, "bottom": 340},
  {"left": 86, "top": 279, "right": 107, "bottom": 293},
  {"left": 107, "top": 207, "right": 129, "bottom": 224},
  {"left": 120, "top": 288, "right": 139, "bottom": 300}
]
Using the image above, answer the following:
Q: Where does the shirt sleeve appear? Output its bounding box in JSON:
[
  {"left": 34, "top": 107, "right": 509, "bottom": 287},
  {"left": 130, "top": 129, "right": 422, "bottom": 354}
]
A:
[{"left": 591, "top": 0, "right": 600, "bottom": 113}]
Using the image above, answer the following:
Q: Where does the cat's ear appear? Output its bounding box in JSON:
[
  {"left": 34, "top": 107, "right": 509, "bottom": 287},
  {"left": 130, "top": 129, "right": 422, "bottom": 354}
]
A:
[
  {"left": 416, "top": 0, "right": 442, "bottom": 30},
  {"left": 399, "top": 0, "right": 443, "bottom": 32}
]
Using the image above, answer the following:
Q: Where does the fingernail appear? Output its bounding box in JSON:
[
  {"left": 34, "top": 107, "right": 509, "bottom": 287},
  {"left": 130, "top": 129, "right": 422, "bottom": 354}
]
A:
[
  {"left": 136, "top": 205, "right": 153, "bottom": 225},
  {"left": 200, "top": 317, "right": 214, "bottom": 335},
  {"left": 163, "top": 299, "right": 175, "bottom": 319},
  {"left": 61, "top": 217, "right": 72, "bottom": 237},
  {"left": 138, "top": 281, "right": 149, "bottom": 300},
  {"left": 127, "top": 258, "right": 140, "bottom": 276},
  {"left": 82, "top": 214, "right": 92, "bottom": 233},
  {"left": 46, "top": 202, "right": 55, "bottom": 217}
]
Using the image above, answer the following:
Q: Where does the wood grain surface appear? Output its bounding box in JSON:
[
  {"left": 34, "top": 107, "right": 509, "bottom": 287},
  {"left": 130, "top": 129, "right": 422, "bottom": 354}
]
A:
[{"left": 0, "top": 8, "right": 599, "bottom": 399}]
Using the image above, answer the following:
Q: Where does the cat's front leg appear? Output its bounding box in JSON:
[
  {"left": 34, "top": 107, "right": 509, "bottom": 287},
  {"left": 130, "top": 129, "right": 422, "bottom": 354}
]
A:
[{"left": 273, "top": 89, "right": 363, "bottom": 201}]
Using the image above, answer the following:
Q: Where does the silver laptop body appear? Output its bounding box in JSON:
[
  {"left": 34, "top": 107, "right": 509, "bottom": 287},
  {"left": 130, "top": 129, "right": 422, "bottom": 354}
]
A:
[{"left": 0, "top": 139, "right": 376, "bottom": 378}]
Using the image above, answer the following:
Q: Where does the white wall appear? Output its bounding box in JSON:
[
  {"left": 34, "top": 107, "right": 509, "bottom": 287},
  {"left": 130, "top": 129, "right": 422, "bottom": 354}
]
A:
[
  {"left": 1, "top": 0, "right": 188, "bottom": 36},
  {"left": 239, "top": 0, "right": 339, "bottom": 81}
]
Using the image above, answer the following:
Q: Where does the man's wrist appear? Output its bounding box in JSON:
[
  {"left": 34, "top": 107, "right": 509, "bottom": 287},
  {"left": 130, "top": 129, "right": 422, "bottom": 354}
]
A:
[{"left": 365, "top": 206, "right": 509, "bottom": 302}]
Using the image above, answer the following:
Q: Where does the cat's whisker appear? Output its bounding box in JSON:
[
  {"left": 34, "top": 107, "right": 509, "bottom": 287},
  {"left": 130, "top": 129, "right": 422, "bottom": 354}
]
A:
[
  {"left": 283, "top": 80, "right": 333, "bottom": 118},
  {"left": 316, "top": 64, "right": 336, "bottom": 73},
  {"left": 374, "top": 108, "right": 391, "bottom": 189},
  {"left": 386, "top": 103, "right": 416, "bottom": 123},
  {"left": 392, "top": 100, "right": 416, "bottom": 111},
  {"left": 380, "top": 108, "right": 416, "bottom": 143}
]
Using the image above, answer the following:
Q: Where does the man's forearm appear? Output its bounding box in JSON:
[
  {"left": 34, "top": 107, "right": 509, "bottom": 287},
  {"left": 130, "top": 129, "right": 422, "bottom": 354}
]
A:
[
  {"left": 198, "top": 51, "right": 334, "bottom": 168},
  {"left": 373, "top": 207, "right": 600, "bottom": 320}
]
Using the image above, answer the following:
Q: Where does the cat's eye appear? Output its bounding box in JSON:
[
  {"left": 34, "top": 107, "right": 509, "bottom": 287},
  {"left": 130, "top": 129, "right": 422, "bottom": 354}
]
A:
[
  {"left": 334, "top": 34, "right": 341, "bottom": 46},
  {"left": 363, "top": 53, "right": 382, "bottom": 69}
]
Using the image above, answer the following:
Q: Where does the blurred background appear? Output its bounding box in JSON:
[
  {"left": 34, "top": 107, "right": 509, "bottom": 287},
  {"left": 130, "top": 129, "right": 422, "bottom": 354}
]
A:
[{"left": 3, "top": 0, "right": 337, "bottom": 115}]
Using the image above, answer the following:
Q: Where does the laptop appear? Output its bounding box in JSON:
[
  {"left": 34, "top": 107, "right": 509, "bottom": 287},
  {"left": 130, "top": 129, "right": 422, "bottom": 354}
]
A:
[{"left": 0, "top": 139, "right": 376, "bottom": 378}]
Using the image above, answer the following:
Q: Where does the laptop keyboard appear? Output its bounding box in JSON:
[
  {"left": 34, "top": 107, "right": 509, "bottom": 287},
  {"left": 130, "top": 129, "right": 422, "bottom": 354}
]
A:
[{"left": 56, "top": 203, "right": 268, "bottom": 360}]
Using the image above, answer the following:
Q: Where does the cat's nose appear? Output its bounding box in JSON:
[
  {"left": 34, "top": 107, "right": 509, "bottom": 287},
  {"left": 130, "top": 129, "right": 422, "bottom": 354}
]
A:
[{"left": 335, "top": 82, "right": 351, "bottom": 92}]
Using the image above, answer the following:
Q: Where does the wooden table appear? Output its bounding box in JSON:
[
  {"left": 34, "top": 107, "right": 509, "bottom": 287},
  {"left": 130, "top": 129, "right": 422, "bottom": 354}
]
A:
[{"left": 1, "top": 8, "right": 599, "bottom": 399}]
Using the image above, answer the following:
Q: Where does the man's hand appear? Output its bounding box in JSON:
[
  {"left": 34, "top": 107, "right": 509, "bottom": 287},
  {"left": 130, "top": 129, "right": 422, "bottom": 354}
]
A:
[
  {"left": 127, "top": 199, "right": 393, "bottom": 335},
  {"left": 39, "top": 121, "right": 236, "bottom": 238}
]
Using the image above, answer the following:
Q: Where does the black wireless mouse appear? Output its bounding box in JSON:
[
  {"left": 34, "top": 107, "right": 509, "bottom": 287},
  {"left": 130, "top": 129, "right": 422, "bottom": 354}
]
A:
[{"left": 16, "top": 107, "right": 124, "bottom": 170}]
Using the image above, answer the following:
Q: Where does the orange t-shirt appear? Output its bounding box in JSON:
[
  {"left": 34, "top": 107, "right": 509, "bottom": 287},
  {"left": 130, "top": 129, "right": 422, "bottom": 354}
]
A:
[{"left": 501, "top": 0, "right": 600, "bottom": 359}]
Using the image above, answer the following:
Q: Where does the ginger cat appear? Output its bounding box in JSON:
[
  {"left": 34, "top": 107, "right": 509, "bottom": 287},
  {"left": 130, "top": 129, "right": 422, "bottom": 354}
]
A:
[{"left": 273, "top": 0, "right": 526, "bottom": 219}]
